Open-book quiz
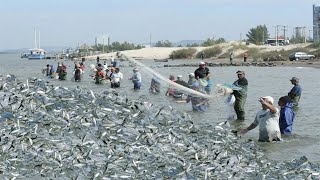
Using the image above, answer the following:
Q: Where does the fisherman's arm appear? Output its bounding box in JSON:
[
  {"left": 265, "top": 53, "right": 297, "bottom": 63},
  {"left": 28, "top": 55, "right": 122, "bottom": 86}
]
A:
[{"left": 239, "top": 123, "right": 258, "bottom": 135}]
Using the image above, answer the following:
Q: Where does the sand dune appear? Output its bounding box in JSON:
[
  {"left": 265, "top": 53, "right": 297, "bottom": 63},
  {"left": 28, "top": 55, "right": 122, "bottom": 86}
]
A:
[{"left": 85, "top": 42, "right": 312, "bottom": 60}]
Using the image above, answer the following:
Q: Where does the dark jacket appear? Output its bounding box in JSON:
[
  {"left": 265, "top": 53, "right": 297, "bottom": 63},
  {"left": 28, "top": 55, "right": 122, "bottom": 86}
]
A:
[{"left": 279, "top": 102, "right": 295, "bottom": 134}]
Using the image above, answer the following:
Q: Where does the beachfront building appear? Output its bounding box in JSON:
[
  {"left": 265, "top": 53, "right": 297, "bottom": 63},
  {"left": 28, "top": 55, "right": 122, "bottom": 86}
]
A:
[
  {"left": 265, "top": 36, "right": 288, "bottom": 46},
  {"left": 313, "top": 4, "right": 320, "bottom": 42}
]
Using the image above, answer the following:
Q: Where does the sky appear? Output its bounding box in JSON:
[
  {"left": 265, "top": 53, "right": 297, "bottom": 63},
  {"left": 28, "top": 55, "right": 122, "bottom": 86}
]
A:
[{"left": 0, "top": 0, "right": 319, "bottom": 49}]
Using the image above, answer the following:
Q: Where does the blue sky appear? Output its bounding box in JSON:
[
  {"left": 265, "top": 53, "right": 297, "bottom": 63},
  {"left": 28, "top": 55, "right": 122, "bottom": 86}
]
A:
[{"left": 0, "top": 0, "right": 318, "bottom": 49}]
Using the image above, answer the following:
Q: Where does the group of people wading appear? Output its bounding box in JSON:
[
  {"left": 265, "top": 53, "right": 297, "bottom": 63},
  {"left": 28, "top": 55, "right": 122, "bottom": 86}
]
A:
[{"left": 234, "top": 73, "right": 302, "bottom": 142}]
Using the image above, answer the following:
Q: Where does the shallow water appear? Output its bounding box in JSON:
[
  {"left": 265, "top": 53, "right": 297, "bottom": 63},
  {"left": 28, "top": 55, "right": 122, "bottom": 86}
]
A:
[{"left": 1, "top": 54, "right": 319, "bottom": 162}]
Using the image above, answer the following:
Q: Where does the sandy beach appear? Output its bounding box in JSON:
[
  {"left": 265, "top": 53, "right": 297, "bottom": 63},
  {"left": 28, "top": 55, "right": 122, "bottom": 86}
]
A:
[{"left": 83, "top": 42, "right": 320, "bottom": 68}]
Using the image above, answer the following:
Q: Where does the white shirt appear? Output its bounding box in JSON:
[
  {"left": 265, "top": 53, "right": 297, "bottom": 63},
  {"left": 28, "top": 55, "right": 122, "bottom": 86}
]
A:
[
  {"left": 111, "top": 72, "right": 123, "bottom": 83},
  {"left": 253, "top": 108, "right": 281, "bottom": 141},
  {"left": 103, "top": 64, "right": 108, "bottom": 71}
]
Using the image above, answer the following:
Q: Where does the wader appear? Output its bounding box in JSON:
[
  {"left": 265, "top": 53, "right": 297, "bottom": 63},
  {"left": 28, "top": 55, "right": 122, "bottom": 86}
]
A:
[{"left": 234, "top": 94, "right": 247, "bottom": 120}]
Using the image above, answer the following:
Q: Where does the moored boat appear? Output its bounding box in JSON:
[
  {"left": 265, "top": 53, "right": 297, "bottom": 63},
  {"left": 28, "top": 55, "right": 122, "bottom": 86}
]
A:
[
  {"left": 27, "top": 29, "right": 46, "bottom": 60},
  {"left": 28, "top": 48, "right": 46, "bottom": 59}
]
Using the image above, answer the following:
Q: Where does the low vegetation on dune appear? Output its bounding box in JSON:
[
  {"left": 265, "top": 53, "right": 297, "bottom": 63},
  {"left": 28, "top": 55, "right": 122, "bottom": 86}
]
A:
[
  {"left": 170, "top": 48, "right": 197, "bottom": 59},
  {"left": 196, "top": 46, "right": 222, "bottom": 59}
]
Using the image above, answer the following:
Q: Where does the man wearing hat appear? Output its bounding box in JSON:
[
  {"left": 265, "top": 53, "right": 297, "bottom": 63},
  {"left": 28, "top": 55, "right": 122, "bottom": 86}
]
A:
[
  {"left": 188, "top": 73, "right": 196, "bottom": 87},
  {"left": 233, "top": 71, "right": 248, "bottom": 120},
  {"left": 194, "top": 61, "right": 211, "bottom": 94},
  {"left": 288, "top": 77, "right": 302, "bottom": 107},
  {"left": 129, "top": 68, "right": 142, "bottom": 90},
  {"left": 175, "top": 75, "right": 189, "bottom": 87},
  {"left": 240, "top": 96, "right": 281, "bottom": 142},
  {"left": 172, "top": 75, "right": 189, "bottom": 98}
]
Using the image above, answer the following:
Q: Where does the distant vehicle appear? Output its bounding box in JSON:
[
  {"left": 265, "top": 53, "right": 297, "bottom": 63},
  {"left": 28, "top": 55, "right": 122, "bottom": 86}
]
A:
[{"left": 289, "top": 52, "right": 315, "bottom": 61}]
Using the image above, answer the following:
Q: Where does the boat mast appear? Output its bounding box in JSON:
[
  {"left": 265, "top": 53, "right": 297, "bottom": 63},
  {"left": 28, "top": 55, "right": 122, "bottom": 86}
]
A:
[
  {"left": 38, "top": 30, "right": 41, "bottom": 49},
  {"left": 34, "top": 28, "right": 37, "bottom": 49}
]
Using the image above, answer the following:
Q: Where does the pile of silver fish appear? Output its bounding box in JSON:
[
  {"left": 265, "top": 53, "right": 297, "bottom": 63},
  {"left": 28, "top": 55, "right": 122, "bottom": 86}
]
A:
[{"left": 0, "top": 75, "right": 319, "bottom": 179}]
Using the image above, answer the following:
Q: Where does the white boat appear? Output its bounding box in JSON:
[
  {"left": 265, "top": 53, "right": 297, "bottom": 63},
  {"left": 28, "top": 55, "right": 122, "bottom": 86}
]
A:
[
  {"left": 28, "top": 48, "right": 45, "bottom": 59},
  {"left": 28, "top": 29, "right": 46, "bottom": 60}
]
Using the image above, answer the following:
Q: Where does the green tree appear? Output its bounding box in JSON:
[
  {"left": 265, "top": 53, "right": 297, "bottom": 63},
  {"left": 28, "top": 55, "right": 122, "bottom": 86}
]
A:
[
  {"left": 155, "top": 40, "right": 173, "bottom": 47},
  {"left": 246, "top": 25, "right": 269, "bottom": 45},
  {"left": 202, "top": 37, "right": 226, "bottom": 46}
]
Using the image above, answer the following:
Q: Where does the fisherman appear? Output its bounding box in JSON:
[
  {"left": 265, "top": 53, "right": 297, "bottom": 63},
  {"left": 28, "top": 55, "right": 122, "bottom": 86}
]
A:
[
  {"left": 103, "top": 61, "right": 109, "bottom": 75},
  {"left": 232, "top": 70, "right": 248, "bottom": 120},
  {"left": 278, "top": 96, "right": 295, "bottom": 135},
  {"left": 172, "top": 75, "right": 189, "bottom": 98},
  {"left": 129, "top": 68, "right": 142, "bottom": 90},
  {"left": 80, "top": 62, "right": 85, "bottom": 73},
  {"left": 81, "top": 57, "right": 86, "bottom": 65},
  {"left": 165, "top": 75, "right": 176, "bottom": 96},
  {"left": 194, "top": 61, "right": 211, "bottom": 94},
  {"left": 45, "top": 64, "right": 55, "bottom": 78},
  {"left": 149, "top": 75, "right": 161, "bottom": 94},
  {"left": 187, "top": 73, "right": 196, "bottom": 87},
  {"left": 110, "top": 67, "right": 123, "bottom": 88},
  {"left": 94, "top": 67, "right": 106, "bottom": 84},
  {"left": 186, "top": 83, "right": 209, "bottom": 112},
  {"left": 111, "top": 56, "right": 117, "bottom": 67},
  {"left": 288, "top": 77, "right": 302, "bottom": 107},
  {"left": 55, "top": 62, "right": 62, "bottom": 79},
  {"left": 200, "top": 51, "right": 206, "bottom": 60},
  {"left": 73, "top": 63, "right": 83, "bottom": 82},
  {"left": 108, "top": 67, "right": 115, "bottom": 81},
  {"left": 230, "top": 52, "right": 234, "bottom": 64},
  {"left": 96, "top": 56, "right": 100, "bottom": 65},
  {"left": 175, "top": 75, "right": 189, "bottom": 87},
  {"left": 243, "top": 52, "right": 248, "bottom": 62},
  {"left": 59, "top": 63, "right": 67, "bottom": 80},
  {"left": 240, "top": 96, "right": 281, "bottom": 142}
]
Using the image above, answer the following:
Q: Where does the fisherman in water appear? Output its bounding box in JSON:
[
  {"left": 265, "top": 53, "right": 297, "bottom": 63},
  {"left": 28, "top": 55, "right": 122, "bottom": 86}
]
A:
[
  {"left": 149, "top": 74, "right": 161, "bottom": 94},
  {"left": 240, "top": 96, "right": 281, "bottom": 142},
  {"left": 194, "top": 61, "right": 211, "bottom": 94},
  {"left": 186, "top": 82, "right": 209, "bottom": 112},
  {"left": 59, "top": 63, "right": 67, "bottom": 80},
  {"left": 288, "top": 77, "right": 302, "bottom": 107},
  {"left": 232, "top": 70, "right": 248, "bottom": 120},
  {"left": 129, "top": 68, "right": 142, "bottom": 90},
  {"left": 94, "top": 67, "right": 106, "bottom": 84},
  {"left": 45, "top": 64, "right": 55, "bottom": 78}
]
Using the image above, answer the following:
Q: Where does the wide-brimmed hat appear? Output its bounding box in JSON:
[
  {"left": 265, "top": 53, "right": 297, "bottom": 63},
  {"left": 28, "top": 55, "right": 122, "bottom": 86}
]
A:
[
  {"left": 177, "top": 75, "right": 182, "bottom": 78},
  {"left": 199, "top": 61, "right": 206, "bottom": 65},
  {"left": 188, "top": 73, "right": 195, "bottom": 77}
]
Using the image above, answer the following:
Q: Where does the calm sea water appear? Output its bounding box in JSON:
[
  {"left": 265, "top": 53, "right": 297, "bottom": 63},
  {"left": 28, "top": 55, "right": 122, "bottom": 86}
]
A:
[{"left": 1, "top": 54, "right": 319, "bottom": 162}]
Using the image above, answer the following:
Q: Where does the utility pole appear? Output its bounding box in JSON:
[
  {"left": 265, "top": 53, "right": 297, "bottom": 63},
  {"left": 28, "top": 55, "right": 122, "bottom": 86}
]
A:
[
  {"left": 302, "top": 27, "right": 307, "bottom": 43},
  {"left": 276, "top": 25, "right": 282, "bottom": 46},
  {"left": 317, "top": 23, "right": 319, "bottom": 42},
  {"left": 102, "top": 35, "right": 105, "bottom": 54},
  {"left": 262, "top": 30, "right": 265, "bottom": 45},
  {"left": 272, "top": 26, "right": 277, "bottom": 45},
  {"left": 309, "top": 29, "right": 313, "bottom": 40},
  {"left": 240, "top": 33, "right": 242, "bottom": 43},
  {"left": 149, "top": 33, "right": 152, "bottom": 47},
  {"left": 282, "top": 25, "right": 288, "bottom": 44}
]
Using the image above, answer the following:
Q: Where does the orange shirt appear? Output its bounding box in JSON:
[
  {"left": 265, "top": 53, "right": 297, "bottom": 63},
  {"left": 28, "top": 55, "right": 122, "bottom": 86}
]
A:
[
  {"left": 243, "top": 52, "right": 248, "bottom": 58},
  {"left": 95, "top": 71, "right": 106, "bottom": 80}
]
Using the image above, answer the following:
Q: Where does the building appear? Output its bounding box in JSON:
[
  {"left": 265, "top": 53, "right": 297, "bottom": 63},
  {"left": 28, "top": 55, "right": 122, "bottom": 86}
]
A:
[{"left": 313, "top": 4, "right": 320, "bottom": 42}]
